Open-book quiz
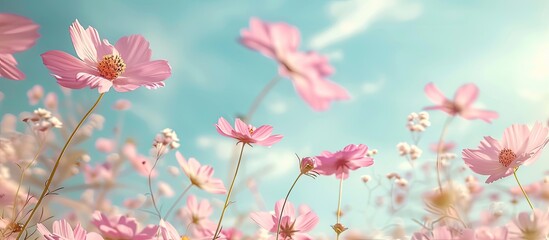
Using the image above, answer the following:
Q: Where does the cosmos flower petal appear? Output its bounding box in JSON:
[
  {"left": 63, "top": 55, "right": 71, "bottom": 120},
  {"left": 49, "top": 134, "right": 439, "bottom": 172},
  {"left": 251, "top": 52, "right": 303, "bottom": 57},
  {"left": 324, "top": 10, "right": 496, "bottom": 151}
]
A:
[
  {"left": 453, "top": 83, "right": 478, "bottom": 107},
  {"left": 0, "top": 14, "right": 40, "bottom": 54},
  {"left": 114, "top": 35, "right": 152, "bottom": 66},
  {"left": 41, "top": 50, "right": 96, "bottom": 89},
  {"left": 460, "top": 108, "right": 499, "bottom": 123},
  {"left": 0, "top": 53, "right": 25, "bottom": 80},
  {"left": 424, "top": 82, "right": 447, "bottom": 105}
]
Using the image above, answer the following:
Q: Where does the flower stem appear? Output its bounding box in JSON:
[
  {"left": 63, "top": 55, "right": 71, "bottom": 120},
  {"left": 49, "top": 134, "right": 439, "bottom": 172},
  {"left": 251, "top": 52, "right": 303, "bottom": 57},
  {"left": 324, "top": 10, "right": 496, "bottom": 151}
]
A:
[
  {"left": 276, "top": 173, "right": 303, "bottom": 240},
  {"left": 513, "top": 168, "right": 534, "bottom": 211},
  {"left": 148, "top": 146, "right": 165, "bottom": 219},
  {"left": 213, "top": 142, "right": 246, "bottom": 239},
  {"left": 336, "top": 177, "right": 344, "bottom": 240},
  {"left": 436, "top": 116, "right": 453, "bottom": 193},
  {"left": 244, "top": 76, "right": 281, "bottom": 122},
  {"left": 17, "top": 93, "right": 105, "bottom": 238},
  {"left": 163, "top": 184, "right": 193, "bottom": 220},
  {"left": 12, "top": 136, "right": 46, "bottom": 221}
]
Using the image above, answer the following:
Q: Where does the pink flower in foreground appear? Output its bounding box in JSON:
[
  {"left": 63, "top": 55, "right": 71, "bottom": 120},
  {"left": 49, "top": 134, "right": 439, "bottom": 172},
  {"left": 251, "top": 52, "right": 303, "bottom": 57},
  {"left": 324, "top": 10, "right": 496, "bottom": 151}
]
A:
[
  {"left": 176, "top": 151, "right": 226, "bottom": 194},
  {"left": 37, "top": 219, "right": 104, "bottom": 240},
  {"left": 41, "top": 20, "right": 171, "bottom": 93},
  {"left": 462, "top": 122, "right": 549, "bottom": 183},
  {"left": 0, "top": 14, "right": 39, "bottom": 80},
  {"left": 177, "top": 195, "right": 216, "bottom": 236},
  {"left": 250, "top": 199, "right": 318, "bottom": 240},
  {"left": 424, "top": 82, "right": 498, "bottom": 123},
  {"left": 240, "top": 17, "right": 349, "bottom": 111},
  {"left": 91, "top": 211, "right": 158, "bottom": 240},
  {"left": 474, "top": 226, "right": 508, "bottom": 240},
  {"left": 315, "top": 144, "right": 374, "bottom": 180},
  {"left": 216, "top": 117, "right": 282, "bottom": 146},
  {"left": 158, "top": 220, "right": 180, "bottom": 240},
  {"left": 508, "top": 209, "right": 549, "bottom": 240}
]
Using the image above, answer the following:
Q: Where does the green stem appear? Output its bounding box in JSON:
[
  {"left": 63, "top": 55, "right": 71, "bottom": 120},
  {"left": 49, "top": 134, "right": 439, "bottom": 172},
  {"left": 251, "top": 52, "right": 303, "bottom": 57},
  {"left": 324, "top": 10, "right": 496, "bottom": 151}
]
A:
[
  {"left": 276, "top": 173, "right": 303, "bottom": 240},
  {"left": 163, "top": 184, "right": 193, "bottom": 219},
  {"left": 435, "top": 117, "right": 453, "bottom": 193},
  {"left": 336, "top": 177, "right": 344, "bottom": 240},
  {"left": 212, "top": 143, "right": 246, "bottom": 239},
  {"left": 17, "top": 93, "right": 105, "bottom": 239},
  {"left": 513, "top": 168, "right": 534, "bottom": 211},
  {"left": 244, "top": 76, "right": 281, "bottom": 123}
]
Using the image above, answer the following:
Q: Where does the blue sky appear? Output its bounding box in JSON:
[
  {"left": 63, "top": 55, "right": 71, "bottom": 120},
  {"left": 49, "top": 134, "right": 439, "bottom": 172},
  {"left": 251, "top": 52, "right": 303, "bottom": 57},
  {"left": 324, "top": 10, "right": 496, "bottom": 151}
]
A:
[{"left": 2, "top": 0, "right": 549, "bottom": 237}]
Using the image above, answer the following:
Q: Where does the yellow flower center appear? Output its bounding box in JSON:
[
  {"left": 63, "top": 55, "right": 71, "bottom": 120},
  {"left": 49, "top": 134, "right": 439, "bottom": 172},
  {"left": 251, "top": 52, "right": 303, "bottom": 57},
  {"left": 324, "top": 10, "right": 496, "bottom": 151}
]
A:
[
  {"left": 98, "top": 54, "right": 126, "bottom": 80},
  {"left": 498, "top": 148, "right": 516, "bottom": 167}
]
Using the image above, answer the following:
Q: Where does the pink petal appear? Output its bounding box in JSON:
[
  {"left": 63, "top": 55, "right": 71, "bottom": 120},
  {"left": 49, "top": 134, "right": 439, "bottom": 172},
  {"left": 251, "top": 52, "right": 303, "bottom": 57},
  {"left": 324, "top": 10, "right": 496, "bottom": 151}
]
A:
[
  {"left": 255, "top": 134, "right": 283, "bottom": 146},
  {"left": 424, "top": 82, "right": 447, "bottom": 105},
  {"left": 274, "top": 199, "right": 295, "bottom": 221},
  {"left": 461, "top": 108, "right": 499, "bottom": 123},
  {"left": 0, "top": 53, "right": 25, "bottom": 80},
  {"left": 251, "top": 125, "right": 273, "bottom": 141},
  {"left": 116, "top": 60, "right": 171, "bottom": 91},
  {"left": 77, "top": 72, "right": 113, "bottom": 93},
  {"left": 294, "top": 211, "right": 319, "bottom": 232},
  {"left": 0, "top": 14, "right": 39, "bottom": 54},
  {"left": 215, "top": 117, "right": 234, "bottom": 137},
  {"left": 234, "top": 118, "right": 251, "bottom": 138},
  {"left": 250, "top": 212, "right": 276, "bottom": 232},
  {"left": 502, "top": 124, "right": 530, "bottom": 151},
  {"left": 453, "top": 83, "right": 478, "bottom": 108},
  {"left": 41, "top": 50, "right": 96, "bottom": 89},
  {"left": 52, "top": 219, "right": 75, "bottom": 239},
  {"left": 114, "top": 35, "right": 152, "bottom": 66},
  {"left": 69, "top": 19, "right": 100, "bottom": 65}
]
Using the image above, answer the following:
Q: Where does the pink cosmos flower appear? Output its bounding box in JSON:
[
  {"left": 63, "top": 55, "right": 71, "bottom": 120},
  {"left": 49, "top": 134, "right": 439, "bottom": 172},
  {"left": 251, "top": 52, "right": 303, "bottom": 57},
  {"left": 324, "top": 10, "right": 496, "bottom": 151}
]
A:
[
  {"left": 315, "top": 144, "right": 374, "bottom": 180},
  {"left": 122, "top": 142, "right": 156, "bottom": 177},
  {"left": 221, "top": 228, "right": 243, "bottom": 240},
  {"left": 158, "top": 220, "right": 180, "bottom": 240},
  {"left": 41, "top": 20, "right": 171, "bottom": 93},
  {"left": 37, "top": 219, "right": 104, "bottom": 240},
  {"left": 250, "top": 199, "right": 319, "bottom": 240},
  {"left": 0, "top": 14, "right": 39, "bottom": 80},
  {"left": 83, "top": 162, "right": 113, "bottom": 184},
  {"left": 424, "top": 82, "right": 498, "bottom": 123},
  {"left": 462, "top": 122, "right": 549, "bottom": 183},
  {"left": 27, "top": 85, "right": 44, "bottom": 105},
  {"left": 474, "top": 226, "right": 508, "bottom": 240},
  {"left": 91, "top": 211, "right": 158, "bottom": 240},
  {"left": 177, "top": 195, "right": 216, "bottom": 236},
  {"left": 508, "top": 209, "right": 549, "bottom": 240},
  {"left": 240, "top": 17, "right": 349, "bottom": 111},
  {"left": 215, "top": 117, "right": 283, "bottom": 146},
  {"left": 175, "top": 151, "right": 226, "bottom": 194}
]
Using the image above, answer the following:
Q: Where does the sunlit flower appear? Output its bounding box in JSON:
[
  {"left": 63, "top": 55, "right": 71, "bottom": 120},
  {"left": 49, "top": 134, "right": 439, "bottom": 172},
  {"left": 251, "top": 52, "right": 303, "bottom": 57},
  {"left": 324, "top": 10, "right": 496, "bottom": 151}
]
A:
[
  {"left": 250, "top": 199, "right": 318, "bottom": 240},
  {"left": 0, "top": 14, "right": 40, "bottom": 80},
  {"left": 315, "top": 144, "right": 374, "bottom": 180},
  {"left": 177, "top": 195, "right": 216, "bottom": 236},
  {"left": 176, "top": 151, "right": 226, "bottom": 194},
  {"left": 240, "top": 17, "right": 349, "bottom": 110},
  {"left": 424, "top": 82, "right": 498, "bottom": 123},
  {"left": 153, "top": 128, "right": 180, "bottom": 151},
  {"left": 508, "top": 209, "right": 549, "bottom": 240},
  {"left": 215, "top": 117, "right": 282, "bottom": 146},
  {"left": 41, "top": 20, "right": 171, "bottom": 93},
  {"left": 462, "top": 122, "right": 549, "bottom": 183},
  {"left": 158, "top": 219, "right": 180, "bottom": 240},
  {"left": 91, "top": 211, "right": 158, "bottom": 239},
  {"left": 37, "top": 219, "right": 104, "bottom": 240},
  {"left": 22, "top": 108, "right": 63, "bottom": 131}
]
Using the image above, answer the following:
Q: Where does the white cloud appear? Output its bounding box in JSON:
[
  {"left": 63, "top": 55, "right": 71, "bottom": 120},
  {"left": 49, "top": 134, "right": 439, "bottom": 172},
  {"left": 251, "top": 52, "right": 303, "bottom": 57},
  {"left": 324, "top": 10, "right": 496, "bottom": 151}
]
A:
[
  {"left": 325, "top": 50, "right": 345, "bottom": 61},
  {"left": 310, "top": 0, "right": 422, "bottom": 49},
  {"left": 268, "top": 100, "right": 288, "bottom": 115},
  {"left": 361, "top": 77, "right": 386, "bottom": 95},
  {"left": 195, "top": 135, "right": 312, "bottom": 179}
]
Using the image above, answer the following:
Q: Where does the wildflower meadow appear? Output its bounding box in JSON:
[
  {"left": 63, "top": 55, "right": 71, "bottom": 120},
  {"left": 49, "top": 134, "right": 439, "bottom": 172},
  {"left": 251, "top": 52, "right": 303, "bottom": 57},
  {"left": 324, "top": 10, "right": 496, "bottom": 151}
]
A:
[{"left": 1, "top": 1, "right": 549, "bottom": 240}]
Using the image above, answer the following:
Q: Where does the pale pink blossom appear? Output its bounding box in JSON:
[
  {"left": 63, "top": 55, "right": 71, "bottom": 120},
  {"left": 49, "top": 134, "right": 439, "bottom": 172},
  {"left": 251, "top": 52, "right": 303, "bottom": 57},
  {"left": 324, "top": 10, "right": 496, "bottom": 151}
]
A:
[
  {"left": 44, "top": 92, "right": 58, "bottom": 110},
  {"left": 83, "top": 163, "right": 113, "bottom": 184},
  {"left": 41, "top": 20, "right": 171, "bottom": 93},
  {"left": 27, "top": 85, "right": 44, "bottom": 105},
  {"left": 315, "top": 144, "right": 374, "bottom": 180},
  {"left": 424, "top": 82, "right": 498, "bottom": 123},
  {"left": 37, "top": 219, "right": 104, "bottom": 240},
  {"left": 123, "top": 195, "right": 146, "bottom": 209},
  {"left": 157, "top": 181, "right": 175, "bottom": 197},
  {"left": 215, "top": 117, "right": 282, "bottom": 146},
  {"left": 176, "top": 151, "right": 226, "bottom": 194},
  {"left": 0, "top": 14, "right": 40, "bottom": 80},
  {"left": 250, "top": 199, "right": 319, "bottom": 240},
  {"left": 221, "top": 228, "right": 243, "bottom": 240},
  {"left": 508, "top": 209, "right": 549, "bottom": 240},
  {"left": 462, "top": 122, "right": 549, "bottom": 183},
  {"left": 95, "top": 137, "right": 116, "bottom": 153},
  {"left": 240, "top": 17, "right": 349, "bottom": 111},
  {"left": 177, "top": 195, "right": 216, "bottom": 236},
  {"left": 430, "top": 141, "right": 456, "bottom": 153},
  {"left": 91, "top": 211, "right": 159, "bottom": 240},
  {"left": 113, "top": 99, "right": 131, "bottom": 111},
  {"left": 158, "top": 220, "right": 180, "bottom": 240},
  {"left": 474, "top": 226, "right": 508, "bottom": 240},
  {"left": 122, "top": 142, "right": 156, "bottom": 177}
]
